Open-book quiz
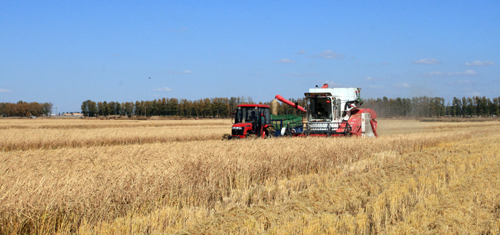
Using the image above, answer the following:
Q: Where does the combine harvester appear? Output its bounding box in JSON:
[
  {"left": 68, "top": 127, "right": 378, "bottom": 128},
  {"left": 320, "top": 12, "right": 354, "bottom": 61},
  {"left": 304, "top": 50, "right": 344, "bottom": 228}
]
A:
[{"left": 223, "top": 83, "right": 377, "bottom": 139}]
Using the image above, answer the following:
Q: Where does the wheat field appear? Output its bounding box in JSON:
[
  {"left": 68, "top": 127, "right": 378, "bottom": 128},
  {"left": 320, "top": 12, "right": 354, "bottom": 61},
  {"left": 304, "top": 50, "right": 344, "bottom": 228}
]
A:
[{"left": 1, "top": 118, "right": 500, "bottom": 234}]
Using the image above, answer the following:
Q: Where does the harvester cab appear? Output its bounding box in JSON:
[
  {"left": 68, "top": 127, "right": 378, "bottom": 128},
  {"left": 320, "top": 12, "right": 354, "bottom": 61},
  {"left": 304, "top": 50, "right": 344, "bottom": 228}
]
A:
[{"left": 223, "top": 104, "right": 274, "bottom": 139}]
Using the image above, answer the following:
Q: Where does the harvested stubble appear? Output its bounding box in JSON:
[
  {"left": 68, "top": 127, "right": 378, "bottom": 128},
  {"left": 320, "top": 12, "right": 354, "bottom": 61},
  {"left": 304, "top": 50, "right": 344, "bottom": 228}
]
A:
[
  {"left": 374, "top": 119, "right": 497, "bottom": 135},
  {"left": 419, "top": 117, "right": 500, "bottom": 122},
  {"left": 1, "top": 119, "right": 500, "bottom": 234}
]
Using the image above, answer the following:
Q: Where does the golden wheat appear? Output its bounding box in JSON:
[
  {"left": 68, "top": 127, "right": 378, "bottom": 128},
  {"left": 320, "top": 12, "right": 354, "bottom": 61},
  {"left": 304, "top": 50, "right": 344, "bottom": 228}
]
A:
[
  {"left": 80, "top": 131, "right": 500, "bottom": 234},
  {"left": 0, "top": 120, "right": 229, "bottom": 151},
  {"left": 0, "top": 118, "right": 229, "bottom": 130},
  {"left": 0, "top": 119, "right": 493, "bottom": 152},
  {"left": 1, "top": 119, "right": 500, "bottom": 234}
]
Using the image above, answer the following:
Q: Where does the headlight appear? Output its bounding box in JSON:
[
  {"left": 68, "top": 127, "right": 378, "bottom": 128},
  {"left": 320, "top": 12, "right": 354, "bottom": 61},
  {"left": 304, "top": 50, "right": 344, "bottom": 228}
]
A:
[{"left": 232, "top": 127, "right": 243, "bottom": 130}]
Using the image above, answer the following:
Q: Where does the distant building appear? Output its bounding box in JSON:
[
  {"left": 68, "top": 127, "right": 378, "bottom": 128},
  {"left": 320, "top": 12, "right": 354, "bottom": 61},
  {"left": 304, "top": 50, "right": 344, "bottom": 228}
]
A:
[{"left": 62, "top": 113, "right": 83, "bottom": 117}]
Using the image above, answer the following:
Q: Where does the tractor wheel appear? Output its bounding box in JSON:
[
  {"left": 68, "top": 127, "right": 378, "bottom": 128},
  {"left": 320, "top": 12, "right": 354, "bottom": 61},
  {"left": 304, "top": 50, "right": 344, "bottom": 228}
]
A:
[
  {"left": 264, "top": 131, "right": 272, "bottom": 139},
  {"left": 265, "top": 127, "right": 275, "bottom": 139}
]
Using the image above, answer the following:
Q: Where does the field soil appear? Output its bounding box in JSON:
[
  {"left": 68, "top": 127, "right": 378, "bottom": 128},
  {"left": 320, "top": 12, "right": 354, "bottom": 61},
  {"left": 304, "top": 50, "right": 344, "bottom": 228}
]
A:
[{"left": 1, "top": 119, "right": 500, "bottom": 234}]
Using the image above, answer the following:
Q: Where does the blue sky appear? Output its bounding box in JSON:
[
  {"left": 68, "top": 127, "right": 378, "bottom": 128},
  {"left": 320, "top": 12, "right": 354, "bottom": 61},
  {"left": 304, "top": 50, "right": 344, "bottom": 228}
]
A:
[{"left": 1, "top": 1, "right": 499, "bottom": 112}]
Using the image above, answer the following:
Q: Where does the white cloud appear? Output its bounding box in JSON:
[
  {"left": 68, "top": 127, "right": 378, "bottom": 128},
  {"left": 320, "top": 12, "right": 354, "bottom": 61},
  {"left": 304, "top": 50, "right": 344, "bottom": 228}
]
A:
[
  {"left": 295, "top": 49, "right": 306, "bottom": 55},
  {"left": 460, "top": 70, "right": 477, "bottom": 76},
  {"left": 165, "top": 70, "right": 192, "bottom": 74},
  {"left": 282, "top": 73, "right": 319, "bottom": 77},
  {"left": 153, "top": 87, "right": 172, "bottom": 92},
  {"left": 429, "top": 71, "right": 451, "bottom": 76},
  {"left": 412, "top": 58, "right": 440, "bottom": 64},
  {"left": 428, "top": 70, "right": 477, "bottom": 76},
  {"left": 464, "top": 60, "right": 495, "bottom": 66},
  {"left": 275, "top": 58, "right": 296, "bottom": 64},
  {"left": 469, "top": 91, "right": 480, "bottom": 96},
  {"left": 395, "top": 83, "right": 410, "bottom": 88},
  {"left": 0, "top": 89, "right": 12, "bottom": 93},
  {"left": 365, "top": 77, "right": 373, "bottom": 80},
  {"left": 309, "top": 50, "right": 345, "bottom": 60},
  {"left": 448, "top": 80, "right": 473, "bottom": 85},
  {"left": 324, "top": 81, "right": 339, "bottom": 87}
]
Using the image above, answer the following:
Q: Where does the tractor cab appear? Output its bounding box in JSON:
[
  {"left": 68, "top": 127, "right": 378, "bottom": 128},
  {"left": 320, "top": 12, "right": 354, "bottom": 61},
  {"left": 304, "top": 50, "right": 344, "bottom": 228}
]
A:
[{"left": 225, "top": 104, "right": 273, "bottom": 139}]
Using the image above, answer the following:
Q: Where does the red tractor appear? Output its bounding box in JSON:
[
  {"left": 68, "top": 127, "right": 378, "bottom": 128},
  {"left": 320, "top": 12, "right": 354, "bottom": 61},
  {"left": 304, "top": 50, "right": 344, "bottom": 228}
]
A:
[{"left": 223, "top": 104, "right": 275, "bottom": 139}]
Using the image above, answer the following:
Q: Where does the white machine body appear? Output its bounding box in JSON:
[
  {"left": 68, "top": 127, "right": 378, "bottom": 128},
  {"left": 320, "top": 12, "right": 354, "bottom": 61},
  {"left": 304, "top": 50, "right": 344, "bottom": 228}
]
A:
[{"left": 304, "top": 87, "right": 362, "bottom": 132}]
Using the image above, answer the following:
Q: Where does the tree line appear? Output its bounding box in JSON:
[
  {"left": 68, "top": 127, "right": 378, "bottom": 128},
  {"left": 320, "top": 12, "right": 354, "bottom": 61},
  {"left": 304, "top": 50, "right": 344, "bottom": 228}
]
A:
[
  {"left": 2, "top": 96, "right": 497, "bottom": 119},
  {"left": 81, "top": 97, "right": 242, "bottom": 118},
  {"left": 78, "top": 96, "right": 500, "bottom": 118},
  {"left": 364, "top": 96, "right": 500, "bottom": 118},
  {"left": 80, "top": 97, "right": 307, "bottom": 118},
  {"left": 0, "top": 101, "right": 53, "bottom": 117}
]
